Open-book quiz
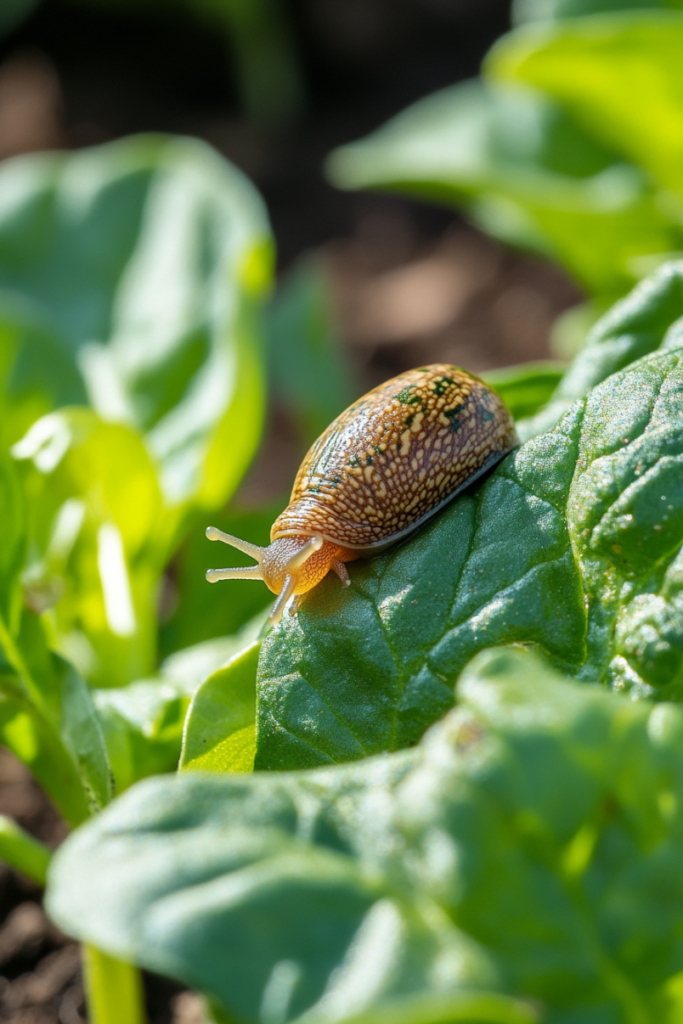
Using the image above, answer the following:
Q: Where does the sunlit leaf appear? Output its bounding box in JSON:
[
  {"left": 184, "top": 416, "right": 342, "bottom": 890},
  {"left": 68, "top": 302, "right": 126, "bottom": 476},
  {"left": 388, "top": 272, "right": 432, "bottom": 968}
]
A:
[
  {"left": 180, "top": 639, "right": 260, "bottom": 773},
  {"left": 489, "top": 11, "right": 683, "bottom": 198},
  {"left": 47, "top": 646, "right": 683, "bottom": 1023},
  {"left": 327, "top": 79, "right": 683, "bottom": 298},
  {"left": 257, "top": 342, "right": 683, "bottom": 768},
  {"left": 521, "top": 260, "right": 683, "bottom": 438},
  {"left": 0, "top": 134, "right": 272, "bottom": 513},
  {"left": 0, "top": 611, "right": 111, "bottom": 825},
  {"left": 94, "top": 680, "right": 189, "bottom": 794},
  {"left": 12, "top": 408, "right": 165, "bottom": 688},
  {"left": 482, "top": 361, "right": 565, "bottom": 420}
]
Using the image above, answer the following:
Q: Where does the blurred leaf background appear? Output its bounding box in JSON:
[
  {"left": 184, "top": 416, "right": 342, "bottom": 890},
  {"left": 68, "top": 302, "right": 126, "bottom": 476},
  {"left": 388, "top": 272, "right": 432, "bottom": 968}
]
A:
[
  {"left": 2, "top": 0, "right": 683, "bottom": 1018},
  {"left": 1, "top": 0, "right": 682, "bottom": 816}
]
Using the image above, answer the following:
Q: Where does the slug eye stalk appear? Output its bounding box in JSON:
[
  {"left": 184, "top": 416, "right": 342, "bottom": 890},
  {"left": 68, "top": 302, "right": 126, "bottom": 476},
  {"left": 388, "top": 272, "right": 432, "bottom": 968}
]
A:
[
  {"left": 205, "top": 526, "right": 265, "bottom": 564},
  {"left": 205, "top": 527, "right": 327, "bottom": 624}
]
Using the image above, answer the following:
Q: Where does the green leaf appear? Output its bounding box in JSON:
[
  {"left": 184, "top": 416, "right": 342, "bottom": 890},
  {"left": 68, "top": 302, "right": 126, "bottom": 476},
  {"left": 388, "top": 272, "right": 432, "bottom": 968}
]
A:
[
  {"left": 179, "top": 639, "right": 260, "bottom": 773},
  {"left": 12, "top": 408, "right": 166, "bottom": 688},
  {"left": 482, "top": 361, "right": 566, "bottom": 421},
  {"left": 0, "top": 443, "right": 111, "bottom": 822},
  {"left": 0, "top": 612, "right": 111, "bottom": 825},
  {"left": 512, "top": 0, "right": 683, "bottom": 26},
  {"left": 256, "top": 343, "right": 683, "bottom": 768},
  {"left": 0, "top": 448, "right": 25, "bottom": 630},
  {"left": 160, "top": 616, "right": 267, "bottom": 692},
  {"left": 0, "top": 814, "right": 51, "bottom": 885},
  {"left": 267, "top": 257, "right": 357, "bottom": 445},
  {"left": 0, "top": 134, "right": 272, "bottom": 512},
  {"left": 326, "top": 79, "right": 683, "bottom": 298},
  {"left": 520, "top": 260, "right": 683, "bottom": 438},
  {"left": 46, "top": 646, "right": 683, "bottom": 1023},
  {"left": 93, "top": 619, "right": 267, "bottom": 792},
  {"left": 488, "top": 10, "right": 683, "bottom": 198},
  {"left": 93, "top": 680, "right": 190, "bottom": 794}
]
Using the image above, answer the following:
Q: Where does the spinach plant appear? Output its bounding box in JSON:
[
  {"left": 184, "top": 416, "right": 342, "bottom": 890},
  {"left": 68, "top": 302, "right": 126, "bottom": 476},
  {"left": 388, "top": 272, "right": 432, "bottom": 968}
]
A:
[
  {"left": 48, "top": 646, "right": 683, "bottom": 1024},
  {"left": 38, "top": 260, "right": 683, "bottom": 1024},
  {"left": 327, "top": 4, "right": 683, "bottom": 308},
  {"left": 1, "top": 117, "right": 683, "bottom": 1024},
  {"left": 0, "top": 133, "right": 274, "bottom": 1022}
]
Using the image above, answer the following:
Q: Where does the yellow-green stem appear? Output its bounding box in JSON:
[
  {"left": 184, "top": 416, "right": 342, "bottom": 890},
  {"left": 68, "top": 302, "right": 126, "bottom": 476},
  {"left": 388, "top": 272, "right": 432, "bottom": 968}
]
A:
[{"left": 83, "top": 945, "right": 147, "bottom": 1024}]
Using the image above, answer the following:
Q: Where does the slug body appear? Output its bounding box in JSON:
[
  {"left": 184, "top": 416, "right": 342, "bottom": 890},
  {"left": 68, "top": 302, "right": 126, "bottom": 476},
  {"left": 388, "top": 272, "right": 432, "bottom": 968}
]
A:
[{"left": 207, "top": 364, "right": 518, "bottom": 623}]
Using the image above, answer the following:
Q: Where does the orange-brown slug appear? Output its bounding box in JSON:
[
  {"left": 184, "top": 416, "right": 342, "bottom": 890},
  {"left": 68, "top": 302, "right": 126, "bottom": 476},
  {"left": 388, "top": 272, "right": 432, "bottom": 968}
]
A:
[{"left": 206, "top": 364, "right": 518, "bottom": 624}]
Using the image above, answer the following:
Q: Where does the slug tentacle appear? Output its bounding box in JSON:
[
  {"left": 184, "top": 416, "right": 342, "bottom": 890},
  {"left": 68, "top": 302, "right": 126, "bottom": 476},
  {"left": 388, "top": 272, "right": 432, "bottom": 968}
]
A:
[
  {"left": 205, "top": 526, "right": 265, "bottom": 563},
  {"left": 286, "top": 535, "right": 323, "bottom": 571},
  {"left": 206, "top": 566, "right": 263, "bottom": 583}
]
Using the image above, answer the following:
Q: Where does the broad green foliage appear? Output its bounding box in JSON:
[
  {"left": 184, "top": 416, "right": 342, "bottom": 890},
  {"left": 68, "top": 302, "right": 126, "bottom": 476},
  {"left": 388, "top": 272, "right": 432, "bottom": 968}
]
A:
[
  {"left": 327, "top": 79, "right": 683, "bottom": 298},
  {"left": 93, "top": 681, "right": 189, "bottom": 794},
  {"left": 180, "top": 639, "right": 260, "bottom": 773},
  {"left": 0, "top": 615, "right": 111, "bottom": 825},
  {"left": 267, "top": 258, "right": 357, "bottom": 445},
  {"left": 512, "top": 0, "right": 683, "bottom": 24},
  {"left": 12, "top": 408, "right": 165, "bottom": 689},
  {"left": 489, "top": 11, "right": 683, "bottom": 199},
  {"left": 47, "top": 647, "right": 683, "bottom": 1024},
  {"left": 0, "top": 134, "right": 271, "bottom": 514},
  {"left": 521, "top": 261, "right": 683, "bottom": 437},
  {"left": 482, "top": 361, "right": 565, "bottom": 421},
  {"left": 93, "top": 626, "right": 265, "bottom": 793},
  {"left": 0, "top": 450, "right": 111, "bottom": 823},
  {"left": 257, "top": 340, "right": 683, "bottom": 768}
]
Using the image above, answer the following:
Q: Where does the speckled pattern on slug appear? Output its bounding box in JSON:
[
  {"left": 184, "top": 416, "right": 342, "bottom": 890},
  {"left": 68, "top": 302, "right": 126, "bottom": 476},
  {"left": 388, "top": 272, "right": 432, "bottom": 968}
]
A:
[{"left": 271, "top": 364, "right": 519, "bottom": 549}]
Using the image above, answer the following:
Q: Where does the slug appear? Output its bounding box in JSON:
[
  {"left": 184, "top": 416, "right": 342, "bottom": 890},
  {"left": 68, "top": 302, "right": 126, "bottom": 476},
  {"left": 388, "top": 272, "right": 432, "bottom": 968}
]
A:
[{"left": 206, "top": 364, "right": 518, "bottom": 624}]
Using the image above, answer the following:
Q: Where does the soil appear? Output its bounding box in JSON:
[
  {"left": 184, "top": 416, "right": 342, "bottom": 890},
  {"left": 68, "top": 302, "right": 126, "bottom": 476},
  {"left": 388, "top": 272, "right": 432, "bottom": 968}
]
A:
[{"left": 0, "top": 0, "right": 583, "bottom": 1020}]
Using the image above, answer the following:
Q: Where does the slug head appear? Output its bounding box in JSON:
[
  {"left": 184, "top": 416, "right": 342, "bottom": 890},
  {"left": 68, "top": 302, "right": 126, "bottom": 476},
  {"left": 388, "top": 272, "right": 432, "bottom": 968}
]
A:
[{"left": 205, "top": 527, "right": 339, "bottom": 623}]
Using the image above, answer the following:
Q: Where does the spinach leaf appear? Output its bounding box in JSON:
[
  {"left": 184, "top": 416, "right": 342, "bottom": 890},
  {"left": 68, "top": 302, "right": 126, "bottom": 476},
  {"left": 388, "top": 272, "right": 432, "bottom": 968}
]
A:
[
  {"left": 0, "top": 134, "right": 271, "bottom": 513},
  {"left": 520, "top": 260, "right": 683, "bottom": 438},
  {"left": 179, "top": 639, "right": 260, "bottom": 773},
  {"left": 47, "top": 647, "right": 683, "bottom": 1023},
  {"left": 257, "top": 344, "right": 683, "bottom": 769},
  {"left": 0, "top": 451, "right": 110, "bottom": 823},
  {"left": 94, "top": 622, "right": 266, "bottom": 792},
  {"left": 327, "top": 79, "right": 681, "bottom": 298},
  {"left": 12, "top": 408, "right": 166, "bottom": 689},
  {"left": 482, "top": 361, "right": 565, "bottom": 421},
  {"left": 93, "top": 680, "right": 189, "bottom": 795},
  {"left": 512, "top": 0, "right": 683, "bottom": 25},
  {"left": 489, "top": 11, "right": 683, "bottom": 199}
]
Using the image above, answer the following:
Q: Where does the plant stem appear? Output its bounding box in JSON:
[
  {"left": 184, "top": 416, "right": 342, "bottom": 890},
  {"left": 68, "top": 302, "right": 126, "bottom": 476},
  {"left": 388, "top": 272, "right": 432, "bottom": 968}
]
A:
[
  {"left": 0, "top": 815, "right": 51, "bottom": 885},
  {"left": 0, "top": 612, "right": 47, "bottom": 717},
  {"left": 83, "top": 944, "right": 148, "bottom": 1024}
]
